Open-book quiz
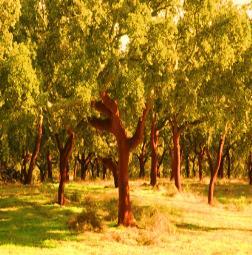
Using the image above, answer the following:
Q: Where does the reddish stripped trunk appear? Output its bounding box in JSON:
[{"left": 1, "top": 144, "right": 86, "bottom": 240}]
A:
[
  {"left": 208, "top": 135, "right": 226, "bottom": 205},
  {"left": 150, "top": 114, "right": 158, "bottom": 186},
  {"left": 89, "top": 92, "right": 149, "bottom": 226},
  {"left": 102, "top": 158, "right": 118, "bottom": 188},
  {"left": 56, "top": 130, "right": 74, "bottom": 205},
  {"left": 24, "top": 115, "right": 43, "bottom": 184}
]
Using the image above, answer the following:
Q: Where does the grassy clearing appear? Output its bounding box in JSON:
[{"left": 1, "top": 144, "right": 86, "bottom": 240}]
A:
[{"left": 0, "top": 178, "right": 252, "bottom": 255}]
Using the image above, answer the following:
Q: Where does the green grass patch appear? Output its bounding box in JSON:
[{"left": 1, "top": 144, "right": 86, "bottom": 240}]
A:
[{"left": 0, "top": 179, "right": 252, "bottom": 254}]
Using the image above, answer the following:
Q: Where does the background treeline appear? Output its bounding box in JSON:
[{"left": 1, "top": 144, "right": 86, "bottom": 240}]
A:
[{"left": 0, "top": 0, "right": 251, "bottom": 224}]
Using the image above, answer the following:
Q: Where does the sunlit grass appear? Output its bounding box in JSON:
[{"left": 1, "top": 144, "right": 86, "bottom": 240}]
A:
[{"left": 0, "top": 178, "right": 252, "bottom": 254}]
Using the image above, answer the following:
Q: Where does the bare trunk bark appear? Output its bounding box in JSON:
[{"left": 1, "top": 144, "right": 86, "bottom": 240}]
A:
[
  {"left": 24, "top": 115, "right": 43, "bottom": 184},
  {"left": 56, "top": 130, "right": 74, "bottom": 205},
  {"left": 117, "top": 140, "right": 133, "bottom": 225},
  {"left": 89, "top": 92, "right": 149, "bottom": 226},
  {"left": 208, "top": 135, "right": 226, "bottom": 205}
]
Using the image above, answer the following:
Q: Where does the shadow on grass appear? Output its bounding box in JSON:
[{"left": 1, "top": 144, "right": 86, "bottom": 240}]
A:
[
  {"left": 176, "top": 223, "right": 252, "bottom": 232},
  {"left": 189, "top": 181, "right": 252, "bottom": 203},
  {"left": 0, "top": 197, "right": 75, "bottom": 248}
]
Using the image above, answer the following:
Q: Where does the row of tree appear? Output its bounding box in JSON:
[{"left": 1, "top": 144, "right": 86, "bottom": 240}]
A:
[{"left": 0, "top": 0, "right": 251, "bottom": 226}]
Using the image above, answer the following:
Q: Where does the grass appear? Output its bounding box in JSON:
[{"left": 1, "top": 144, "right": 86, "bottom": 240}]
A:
[{"left": 0, "top": 178, "right": 252, "bottom": 254}]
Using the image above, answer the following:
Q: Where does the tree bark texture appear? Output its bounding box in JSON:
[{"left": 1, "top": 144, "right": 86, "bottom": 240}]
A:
[
  {"left": 89, "top": 92, "right": 149, "bottom": 226},
  {"left": 208, "top": 134, "right": 226, "bottom": 205},
  {"left": 24, "top": 115, "right": 43, "bottom": 184},
  {"left": 56, "top": 129, "right": 74, "bottom": 205}
]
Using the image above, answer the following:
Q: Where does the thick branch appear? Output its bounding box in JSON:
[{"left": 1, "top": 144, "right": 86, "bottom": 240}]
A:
[
  {"left": 128, "top": 105, "right": 150, "bottom": 151},
  {"left": 55, "top": 134, "right": 63, "bottom": 152},
  {"left": 179, "top": 118, "right": 205, "bottom": 132},
  {"left": 62, "top": 131, "right": 75, "bottom": 160},
  {"left": 91, "top": 101, "right": 112, "bottom": 117},
  {"left": 100, "top": 92, "right": 119, "bottom": 115},
  {"left": 89, "top": 117, "right": 112, "bottom": 133}
]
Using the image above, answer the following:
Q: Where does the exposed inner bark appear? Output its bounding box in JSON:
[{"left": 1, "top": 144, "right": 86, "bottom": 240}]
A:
[
  {"left": 207, "top": 134, "right": 226, "bottom": 205},
  {"left": 24, "top": 115, "right": 43, "bottom": 184},
  {"left": 89, "top": 92, "right": 149, "bottom": 226},
  {"left": 56, "top": 129, "right": 74, "bottom": 205},
  {"left": 150, "top": 114, "right": 158, "bottom": 186}
]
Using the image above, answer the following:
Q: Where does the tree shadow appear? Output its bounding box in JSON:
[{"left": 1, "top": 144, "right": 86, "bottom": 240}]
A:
[
  {"left": 189, "top": 181, "right": 252, "bottom": 203},
  {"left": 0, "top": 197, "right": 75, "bottom": 248},
  {"left": 176, "top": 223, "right": 252, "bottom": 232}
]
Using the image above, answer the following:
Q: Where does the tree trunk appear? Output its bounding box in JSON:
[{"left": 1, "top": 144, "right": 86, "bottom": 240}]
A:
[
  {"left": 248, "top": 153, "right": 252, "bottom": 185},
  {"left": 102, "top": 163, "right": 107, "bottom": 180},
  {"left": 150, "top": 114, "right": 158, "bottom": 186},
  {"left": 173, "top": 130, "right": 182, "bottom": 192},
  {"left": 73, "top": 156, "right": 78, "bottom": 181},
  {"left": 208, "top": 135, "right": 226, "bottom": 205},
  {"left": 47, "top": 150, "right": 53, "bottom": 181},
  {"left": 227, "top": 149, "right": 231, "bottom": 179},
  {"left": 56, "top": 129, "right": 74, "bottom": 206},
  {"left": 138, "top": 154, "right": 145, "bottom": 178},
  {"left": 218, "top": 156, "right": 225, "bottom": 179},
  {"left": 24, "top": 115, "right": 43, "bottom": 184},
  {"left": 185, "top": 149, "right": 190, "bottom": 178},
  {"left": 78, "top": 153, "right": 92, "bottom": 180},
  {"left": 21, "top": 151, "right": 30, "bottom": 183},
  {"left": 66, "top": 161, "right": 70, "bottom": 182},
  {"left": 117, "top": 140, "right": 133, "bottom": 225},
  {"left": 102, "top": 158, "right": 118, "bottom": 188},
  {"left": 192, "top": 155, "right": 196, "bottom": 178},
  {"left": 89, "top": 92, "right": 149, "bottom": 226},
  {"left": 198, "top": 148, "right": 204, "bottom": 182}
]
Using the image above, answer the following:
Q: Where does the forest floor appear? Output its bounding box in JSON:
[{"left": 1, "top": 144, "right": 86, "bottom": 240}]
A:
[{"left": 0, "top": 178, "right": 252, "bottom": 255}]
